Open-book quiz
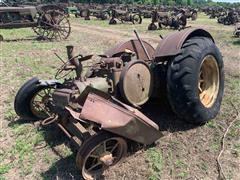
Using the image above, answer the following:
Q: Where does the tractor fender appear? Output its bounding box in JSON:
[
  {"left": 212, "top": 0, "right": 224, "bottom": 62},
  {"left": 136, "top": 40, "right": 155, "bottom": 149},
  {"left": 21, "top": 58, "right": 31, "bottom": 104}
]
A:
[
  {"left": 80, "top": 92, "right": 163, "bottom": 145},
  {"left": 104, "top": 39, "right": 155, "bottom": 61},
  {"left": 154, "top": 28, "right": 214, "bottom": 58}
]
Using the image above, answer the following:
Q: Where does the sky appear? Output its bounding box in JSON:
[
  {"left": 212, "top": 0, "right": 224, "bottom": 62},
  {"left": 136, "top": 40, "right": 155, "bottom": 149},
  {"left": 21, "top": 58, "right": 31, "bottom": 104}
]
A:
[{"left": 213, "top": 0, "right": 240, "bottom": 2}]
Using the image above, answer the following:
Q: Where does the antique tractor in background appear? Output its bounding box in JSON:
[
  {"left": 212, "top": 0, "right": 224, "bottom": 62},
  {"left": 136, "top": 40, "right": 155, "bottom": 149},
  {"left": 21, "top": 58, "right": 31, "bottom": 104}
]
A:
[
  {"left": 233, "top": 23, "right": 240, "bottom": 37},
  {"left": 14, "top": 28, "right": 224, "bottom": 179},
  {"left": 0, "top": 4, "right": 71, "bottom": 40},
  {"left": 109, "top": 9, "right": 142, "bottom": 25},
  {"left": 204, "top": 6, "right": 226, "bottom": 19},
  {"left": 218, "top": 9, "right": 239, "bottom": 25},
  {"left": 172, "top": 7, "right": 198, "bottom": 21},
  {"left": 148, "top": 9, "right": 187, "bottom": 30},
  {"left": 75, "top": 6, "right": 111, "bottom": 21}
]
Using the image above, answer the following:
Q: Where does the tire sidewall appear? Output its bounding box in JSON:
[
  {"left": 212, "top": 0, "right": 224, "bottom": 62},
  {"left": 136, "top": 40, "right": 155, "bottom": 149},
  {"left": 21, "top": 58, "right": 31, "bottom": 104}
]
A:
[
  {"left": 14, "top": 78, "right": 52, "bottom": 120},
  {"left": 167, "top": 37, "right": 224, "bottom": 123},
  {"left": 189, "top": 42, "right": 224, "bottom": 121}
]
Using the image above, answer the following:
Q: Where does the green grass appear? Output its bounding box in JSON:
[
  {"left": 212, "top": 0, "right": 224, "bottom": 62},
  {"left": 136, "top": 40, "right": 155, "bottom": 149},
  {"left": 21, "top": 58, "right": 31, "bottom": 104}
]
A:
[
  {"left": 147, "top": 148, "right": 163, "bottom": 180},
  {"left": 0, "top": 164, "right": 12, "bottom": 175}
]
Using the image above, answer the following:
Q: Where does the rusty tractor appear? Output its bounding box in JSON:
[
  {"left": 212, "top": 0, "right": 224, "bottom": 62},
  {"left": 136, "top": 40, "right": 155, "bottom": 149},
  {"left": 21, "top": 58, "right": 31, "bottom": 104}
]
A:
[
  {"left": 148, "top": 10, "right": 187, "bottom": 30},
  {"left": 217, "top": 9, "right": 239, "bottom": 25},
  {"left": 0, "top": 4, "right": 71, "bottom": 40},
  {"left": 109, "top": 9, "right": 142, "bottom": 25},
  {"left": 203, "top": 6, "right": 226, "bottom": 19},
  {"left": 233, "top": 23, "right": 240, "bottom": 37},
  {"left": 172, "top": 7, "right": 197, "bottom": 21},
  {"left": 14, "top": 28, "right": 224, "bottom": 179},
  {"left": 75, "top": 6, "right": 111, "bottom": 20}
]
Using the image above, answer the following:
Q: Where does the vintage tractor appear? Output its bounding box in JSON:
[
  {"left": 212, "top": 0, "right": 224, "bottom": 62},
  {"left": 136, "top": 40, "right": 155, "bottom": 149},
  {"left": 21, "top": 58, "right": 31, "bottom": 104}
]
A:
[
  {"left": 66, "top": 6, "right": 80, "bottom": 17},
  {"left": 217, "top": 10, "right": 239, "bottom": 25},
  {"left": 75, "top": 7, "right": 110, "bottom": 21},
  {"left": 109, "top": 9, "right": 142, "bottom": 25},
  {"left": 172, "top": 7, "right": 198, "bottom": 21},
  {"left": 0, "top": 4, "right": 71, "bottom": 40},
  {"left": 233, "top": 23, "right": 240, "bottom": 37},
  {"left": 148, "top": 10, "right": 187, "bottom": 30},
  {"left": 14, "top": 28, "right": 224, "bottom": 179}
]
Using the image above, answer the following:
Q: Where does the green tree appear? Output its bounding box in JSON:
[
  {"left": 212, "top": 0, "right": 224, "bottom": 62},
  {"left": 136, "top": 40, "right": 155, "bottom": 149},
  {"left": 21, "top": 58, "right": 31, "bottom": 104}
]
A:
[
  {"left": 187, "top": 0, "right": 192, "bottom": 5},
  {"left": 182, "top": 0, "right": 188, "bottom": 5}
]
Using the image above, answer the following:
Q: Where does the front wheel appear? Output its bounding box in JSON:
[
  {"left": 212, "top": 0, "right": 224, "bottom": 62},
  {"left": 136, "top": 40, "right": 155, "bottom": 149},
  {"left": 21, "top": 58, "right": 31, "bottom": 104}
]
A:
[
  {"left": 14, "top": 78, "right": 56, "bottom": 120},
  {"left": 132, "top": 14, "right": 142, "bottom": 24},
  {"left": 76, "top": 131, "right": 127, "bottom": 180},
  {"left": 167, "top": 36, "right": 224, "bottom": 124}
]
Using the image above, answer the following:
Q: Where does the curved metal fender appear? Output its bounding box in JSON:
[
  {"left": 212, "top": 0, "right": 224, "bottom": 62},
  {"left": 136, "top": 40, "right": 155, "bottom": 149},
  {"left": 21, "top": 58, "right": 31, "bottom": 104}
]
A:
[
  {"left": 154, "top": 28, "right": 214, "bottom": 58},
  {"left": 104, "top": 39, "right": 155, "bottom": 61}
]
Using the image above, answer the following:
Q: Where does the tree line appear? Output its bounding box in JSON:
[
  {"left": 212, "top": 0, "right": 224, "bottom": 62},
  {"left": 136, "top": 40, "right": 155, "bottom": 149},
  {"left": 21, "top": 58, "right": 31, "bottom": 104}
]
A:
[{"left": 3, "top": 0, "right": 240, "bottom": 7}]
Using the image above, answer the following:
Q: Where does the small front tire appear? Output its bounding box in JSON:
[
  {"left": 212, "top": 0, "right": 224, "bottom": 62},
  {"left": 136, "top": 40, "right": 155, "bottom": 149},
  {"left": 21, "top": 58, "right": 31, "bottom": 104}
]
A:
[
  {"left": 14, "top": 78, "right": 55, "bottom": 120},
  {"left": 76, "top": 131, "right": 127, "bottom": 180}
]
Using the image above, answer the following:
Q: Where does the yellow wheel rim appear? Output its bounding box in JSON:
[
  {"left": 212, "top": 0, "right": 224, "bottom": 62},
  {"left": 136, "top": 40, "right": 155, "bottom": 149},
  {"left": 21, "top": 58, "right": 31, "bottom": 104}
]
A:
[{"left": 198, "top": 55, "right": 220, "bottom": 108}]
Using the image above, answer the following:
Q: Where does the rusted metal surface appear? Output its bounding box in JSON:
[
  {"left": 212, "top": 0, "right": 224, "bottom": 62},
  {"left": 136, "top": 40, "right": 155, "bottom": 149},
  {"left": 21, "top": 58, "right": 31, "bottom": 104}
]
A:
[
  {"left": 119, "top": 60, "right": 153, "bottom": 106},
  {"left": 80, "top": 93, "right": 162, "bottom": 145},
  {"left": 105, "top": 39, "right": 155, "bottom": 60},
  {"left": 0, "top": 6, "right": 37, "bottom": 28},
  {"left": 154, "top": 28, "right": 214, "bottom": 58}
]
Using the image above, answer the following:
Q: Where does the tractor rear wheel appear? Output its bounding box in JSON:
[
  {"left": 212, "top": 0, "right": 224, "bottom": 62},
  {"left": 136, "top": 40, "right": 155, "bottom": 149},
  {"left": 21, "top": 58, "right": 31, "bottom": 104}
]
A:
[
  {"left": 167, "top": 36, "right": 224, "bottom": 124},
  {"left": 33, "top": 9, "right": 71, "bottom": 40}
]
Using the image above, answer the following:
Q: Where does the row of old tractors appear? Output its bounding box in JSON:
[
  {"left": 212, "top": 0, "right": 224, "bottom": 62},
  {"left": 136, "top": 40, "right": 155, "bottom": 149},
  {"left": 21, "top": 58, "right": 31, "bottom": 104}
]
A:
[
  {"left": 67, "top": 4, "right": 198, "bottom": 30},
  {"left": 203, "top": 6, "right": 240, "bottom": 37}
]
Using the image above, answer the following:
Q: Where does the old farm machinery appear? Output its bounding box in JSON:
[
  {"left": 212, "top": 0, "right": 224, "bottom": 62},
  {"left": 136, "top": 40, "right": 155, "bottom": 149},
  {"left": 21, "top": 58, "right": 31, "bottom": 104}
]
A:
[
  {"left": 217, "top": 10, "right": 239, "bottom": 25},
  {"left": 233, "top": 23, "right": 240, "bottom": 37},
  {"left": 148, "top": 9, "right": 187, "bottom": 30},
  {"left": 14, "top": 28, "right": 224, "bottom": 179},
  {"left": 109, "top": 9, "right": 142, "bottom": 25},
  {"left": 0, "top": 4, "right": 71, "bottom": 41}
]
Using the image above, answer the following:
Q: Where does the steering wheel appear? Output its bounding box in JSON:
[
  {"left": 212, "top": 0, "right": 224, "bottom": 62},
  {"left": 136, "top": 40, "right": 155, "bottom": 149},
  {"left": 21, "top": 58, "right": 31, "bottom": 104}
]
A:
[
  {"left": 55, "top": 60, "right": 76, "bottom": 80},
  {"left": 55, "top": 54, "right": 94, "bottom": 80}
]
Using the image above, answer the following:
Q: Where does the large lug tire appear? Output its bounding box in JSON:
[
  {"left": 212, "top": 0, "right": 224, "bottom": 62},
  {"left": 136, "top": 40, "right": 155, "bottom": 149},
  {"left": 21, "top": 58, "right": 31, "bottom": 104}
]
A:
[
  {"left": 14, "top": 77, "right": 56, "bottom": 121},
  {"left": 76, "top": 131, "right": 127, "bottom": 180},
  {"left": 167, "top": 36, "right": 224, "bottom": 124}
]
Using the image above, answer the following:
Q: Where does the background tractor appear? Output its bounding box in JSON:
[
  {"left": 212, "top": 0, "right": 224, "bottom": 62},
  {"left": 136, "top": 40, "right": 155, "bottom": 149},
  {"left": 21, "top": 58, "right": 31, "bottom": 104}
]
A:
[
  {"left": 109, "top": 9, "right": 142, "bottom": 25},
  {"left": 148, "top": 9, "right": 187, "bottom": 30},
  {"left": 0, "top": 4, "right": 71, "bottom": 40},
  {"left": 233, "top": 23, "right": 240, "bottom": 37}
]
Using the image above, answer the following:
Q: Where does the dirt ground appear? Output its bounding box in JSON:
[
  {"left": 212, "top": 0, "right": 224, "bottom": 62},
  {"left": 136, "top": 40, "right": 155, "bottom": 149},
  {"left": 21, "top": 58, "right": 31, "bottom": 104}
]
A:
[{"left": 0, "top": 13, "right": 240, "bottom": 180}]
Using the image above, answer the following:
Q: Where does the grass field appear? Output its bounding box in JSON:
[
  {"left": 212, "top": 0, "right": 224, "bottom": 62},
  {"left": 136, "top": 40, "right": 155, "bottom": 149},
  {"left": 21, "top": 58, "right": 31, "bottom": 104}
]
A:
[{"left": 0, "top": 13, "right": 240, "bottom": 180}]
